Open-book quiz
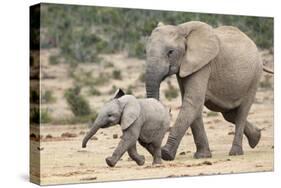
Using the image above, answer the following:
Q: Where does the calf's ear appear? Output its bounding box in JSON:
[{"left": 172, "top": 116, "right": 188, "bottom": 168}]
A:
[
  {"left": 120, "top": 96, "right": 141, "bottom": 130},
  {"left": 113, "top": 88, "right": 125, "bottom": 99}
]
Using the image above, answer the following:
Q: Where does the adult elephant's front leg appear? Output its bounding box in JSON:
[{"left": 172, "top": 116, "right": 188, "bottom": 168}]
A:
[
  {"left": 177, "top": 75, "right": 211, "bottom": 159},
  {"left": 191, "top": 116, "right": 212, "bottom": 158},
  {"left": 162, "top": 66, "right": 210, "bottom": 161}
]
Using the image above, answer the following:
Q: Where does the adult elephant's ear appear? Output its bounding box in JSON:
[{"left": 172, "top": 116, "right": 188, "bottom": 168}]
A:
[
  {"left": 119, "top": 96, "right": 141, "bottom": 130},
  {"left": 178, "top": 21, "right": 219, "bottom": 77}
]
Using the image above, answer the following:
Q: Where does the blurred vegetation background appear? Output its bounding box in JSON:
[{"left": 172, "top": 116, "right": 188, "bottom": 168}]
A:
[
  {"left": 40, "top": 3, "right": 273, "bottom": 63},
  {"left": 31, "top": 4, "right": 273, "bottom": 125}
]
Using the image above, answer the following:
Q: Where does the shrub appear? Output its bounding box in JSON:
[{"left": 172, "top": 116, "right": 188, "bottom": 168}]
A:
[
  {"left": 59, "top": 29, "right": 105, "bottom": 63},
  {"left": 164, "top": 81, "right": 179, "bottom": 101},
  {"left": 40, "top": 108, "right": 52, "bottom": 124},
  {"left": 129, "top": 41, "right": 145, "bottom": 59},
  {"left": 112, "top": 69, "right": 122, "bottom": 80},
  {"left": 64, "top": 86, "right": 91, "bottom": 116},
  {"left": 88, "top": 86, "right": 101, "bottom": 96},
  {"left": 259, "top": 75, "right": 272, "bottom": 89},
  {"left": 126, "top": 85, "right": 133, "bottom": 94},
  {"left": 49, "top": 55, "right": 60, "bottom": 65},
  {"left": 207, "top": 111, "right": 219, "bottom": 117},
  {"left": 41, "top": 90, "right": 56, "bottom": 103},
  {"left": 104, "top": 61, "right": 114, "bottom": 68},
  {"left": 71, "top": 69, "right": 109, "bottom": 87},
  {"left": 93, "top": 73, "right": 110, "bottom": 86}
]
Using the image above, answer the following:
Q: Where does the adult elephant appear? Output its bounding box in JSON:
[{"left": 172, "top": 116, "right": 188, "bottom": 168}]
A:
[{"left": 145, "top": 21, "right": 271, "bottom": 160}]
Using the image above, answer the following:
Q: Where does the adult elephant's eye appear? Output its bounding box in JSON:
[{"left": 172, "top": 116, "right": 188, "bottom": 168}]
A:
[
  {"left": 167, "top": 49, "right": 174, "bottom": 58},
  {"left": 167, "top": 49, "right": 177, "bottom": 61}
]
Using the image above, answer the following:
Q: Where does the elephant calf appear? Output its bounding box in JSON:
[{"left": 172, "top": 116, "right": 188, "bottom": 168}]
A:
[{"left": 82, "top": 89, "right": 170, "bottom": 167}]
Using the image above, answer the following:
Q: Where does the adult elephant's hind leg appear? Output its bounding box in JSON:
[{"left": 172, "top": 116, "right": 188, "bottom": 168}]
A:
[
  {"left": 224, "top": 94, "right": 257, "bottom": 155},
  {"left": 191, "top": 116, "right": 212, "bottom": 158},
  {"left": 244, "top": 121, "right": 261, "bottom": 148},
  {"left": 222, "top": 110, "right": 261, "bottom": 149}
]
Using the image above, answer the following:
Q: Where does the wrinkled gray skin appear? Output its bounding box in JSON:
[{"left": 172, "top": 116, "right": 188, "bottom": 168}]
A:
[
  {"left": 145, "top": 21, "right": 264, "bottom": 160},
  {"left": 82, "top": 89, "right": 170, "bottom": 167}
]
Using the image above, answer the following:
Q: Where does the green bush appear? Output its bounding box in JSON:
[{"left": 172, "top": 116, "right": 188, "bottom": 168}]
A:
[
  {"left": 207, "top": 111, "right": 219, "bottom": 117},
  {"left": 164, "top": 81, "right": 179, "bottom": 101},
  {"left": 40, "top": 108, "right": 52, "bottom": 124},
  {"left": 49, "top": 55, "right": 60, "bottom": 65},
  {"left": 128, "top": 41, "right": 146, "bottom": 59},
  {"left": 60, "top": 30, "right": 105, "bottom": 63},
  {"left": 112, "top": 69, "right": 122, "bottom": 80},
  {"left": 71, "top": 69, "right": 109, "bottom": 87},
  {"left": 41, "top": 90, "right": 56, "bottom": 103},
  {"left": 259, "top": 75, "right": 272, "bottom": 89},
  {"left": 126, "top": 85, "right": 133, "bottom": 94},
  {"left": 64, "top": 86, "right": 91, "bottom": 116},
  {"left": 104, "top": 61, "right": 114, "bottom": 68},
  {"left": 88, "top": 86, "right": 101, "bottom": 96},
  {"left": 92, "top": 73, "right": 110, "bottom": 86}
]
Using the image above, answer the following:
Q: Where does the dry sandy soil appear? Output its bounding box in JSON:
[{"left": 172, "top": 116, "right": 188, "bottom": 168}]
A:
[{"left": 30, "top": 49, "right": 274, "bottom": 185}]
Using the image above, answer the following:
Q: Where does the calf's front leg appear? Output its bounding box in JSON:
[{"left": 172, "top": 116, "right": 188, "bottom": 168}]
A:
[{"left": 106, "top": 131, "right": 138, "bottom": 167}]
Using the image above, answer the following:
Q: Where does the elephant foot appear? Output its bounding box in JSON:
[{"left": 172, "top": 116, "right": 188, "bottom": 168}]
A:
[
  {"left": 135, "top": 155, "right": 145, "bottom": 166},
  {"left": 229, "top": 145, "right": 244, "bottom": 156},
  {"left": 246, "top": 128, "right": 261, "bottom": 148},
  {"left": 152, "top": 158, "right": 162, "bottom": 165},
  {"left": 82, "top": 142, "right": 87, "bottom": 148},
  {"left": 193, "top": 149, "right": 212, "bottom": 159},
  {"left": 105, "top": 156, "right": 117, "bottom": 167},
  {"left": 161, "top": 146, "right": 176, "bottom": 161}
]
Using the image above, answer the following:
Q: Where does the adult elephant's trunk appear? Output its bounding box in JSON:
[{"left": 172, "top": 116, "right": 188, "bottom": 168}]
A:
[
  {"left": 145, "top": 79, "right": 160, "bottom": 100},
  {"left": 82, "top": 122, "right": 100, "bottom": 148},
  {"left": 145, "top": 62, "right": 165, "bottom": 100}
]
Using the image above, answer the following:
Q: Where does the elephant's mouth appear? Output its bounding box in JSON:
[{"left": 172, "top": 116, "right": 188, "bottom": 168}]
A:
[
  {"left": 101, "top": 122, "right": 116, "bottom": 128},
  {"left": 101, "top": 124, "right": 111, "bottom": 128}
]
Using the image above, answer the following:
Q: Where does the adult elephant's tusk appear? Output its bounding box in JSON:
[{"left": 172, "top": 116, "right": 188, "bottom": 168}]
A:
[
  {"left": 263, "top": 66, "right": 274, "bottom": 74},
  {"left": 262, "top": 60, "right": 274, "bottom": 74}
]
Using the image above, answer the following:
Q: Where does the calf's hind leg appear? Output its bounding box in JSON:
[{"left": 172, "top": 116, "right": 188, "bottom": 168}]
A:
[
  {"left": 139, "top": 139, "right": 162, "bottom": 165},
  {"left": 128, "top": 144, "right": 145, "bottom": 166}
]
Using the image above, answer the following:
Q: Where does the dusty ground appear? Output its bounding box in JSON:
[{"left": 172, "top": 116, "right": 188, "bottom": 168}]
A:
[{"left": 30, "top": 49, "right": 274, "bottom": 185}]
